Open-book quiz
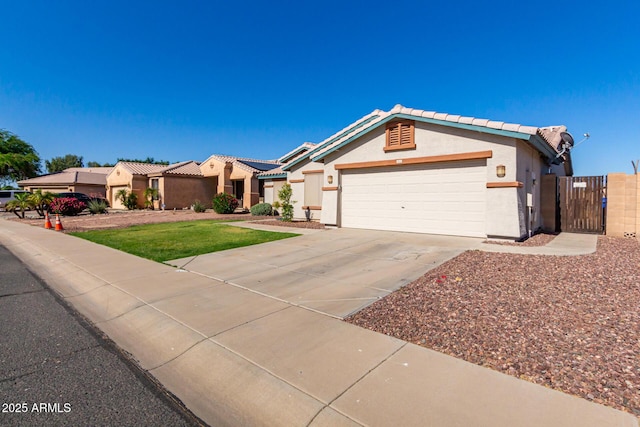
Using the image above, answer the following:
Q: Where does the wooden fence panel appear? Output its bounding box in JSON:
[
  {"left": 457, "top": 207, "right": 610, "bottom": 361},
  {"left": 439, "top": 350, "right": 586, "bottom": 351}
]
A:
[{"left": 558, "top": 176, "right": 604, "bottom": 233}]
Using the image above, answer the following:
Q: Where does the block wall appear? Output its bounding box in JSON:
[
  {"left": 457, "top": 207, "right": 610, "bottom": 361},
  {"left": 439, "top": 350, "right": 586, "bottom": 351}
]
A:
[{"left": 606, "top": 173, "right": 640, "bottom": 238}]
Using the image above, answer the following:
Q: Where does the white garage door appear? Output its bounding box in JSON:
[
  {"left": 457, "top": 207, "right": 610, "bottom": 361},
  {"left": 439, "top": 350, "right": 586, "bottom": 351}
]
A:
[{"left": 340, "top": 160, "right": 487, "bottom": 237}]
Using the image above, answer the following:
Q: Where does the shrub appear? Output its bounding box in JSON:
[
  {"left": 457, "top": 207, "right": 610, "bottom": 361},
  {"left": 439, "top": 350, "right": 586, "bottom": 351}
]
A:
[
  {"left": 212, "top": 193, "right": 239, "bottom": 214},
  {"left": 87, "top": 199, "right": 108, "bottom": 214},
  {"left": 116, "top": 189, "right": 138, "bottom": 210},
  {"left": 49, "top": 197, "right": 86, "bottom": 216},
  {"left": 193, "top": 200, "right": 206, "bottom": 213},
  {"left": 278, "top": 183, "right": 295, "bottom": 222},
  {"left": 250, "top": 202, "right": 272, "bottom": 216}
]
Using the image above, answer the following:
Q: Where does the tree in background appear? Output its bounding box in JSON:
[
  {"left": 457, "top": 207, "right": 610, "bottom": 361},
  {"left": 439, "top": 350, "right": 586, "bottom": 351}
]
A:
[
  {"left": 277, "top": 183, "right": 295, "bottom": 222},
  {"left": 45, "top": 154, "right": 84, "bottom": 173},
  {"left": 0, "top": 129, "right": 41, "bottom": 186},
  {"left": 117, "top": 157, "right": 169, "bottom": 165},
  {"left": 86, "top": 161, "right": 115, "bottom": 167}
]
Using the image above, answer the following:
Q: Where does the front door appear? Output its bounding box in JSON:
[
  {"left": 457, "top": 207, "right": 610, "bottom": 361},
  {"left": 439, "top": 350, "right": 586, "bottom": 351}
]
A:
[{"left": 233, "top": 180, "right": 244, "bottom": 208}]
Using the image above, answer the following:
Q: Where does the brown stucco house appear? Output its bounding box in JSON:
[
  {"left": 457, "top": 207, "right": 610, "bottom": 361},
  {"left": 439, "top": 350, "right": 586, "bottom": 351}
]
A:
[
  {"left": 106, "top": 161, "right": 213, "bottom": 209},
  {"left": 199, "top": 155, "right": 281, "bottom": 209},
  {"left": 18, "top": 167, "right": 113, "bottom": 197},
  {"left": 259, "top": 105, "right": 574, "bottom": 240}
]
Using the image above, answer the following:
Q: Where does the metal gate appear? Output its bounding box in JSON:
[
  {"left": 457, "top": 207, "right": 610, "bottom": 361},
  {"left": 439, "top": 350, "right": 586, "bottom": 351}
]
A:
[{"left": 558, "top": 176, "right": 605, "bottom": 233}]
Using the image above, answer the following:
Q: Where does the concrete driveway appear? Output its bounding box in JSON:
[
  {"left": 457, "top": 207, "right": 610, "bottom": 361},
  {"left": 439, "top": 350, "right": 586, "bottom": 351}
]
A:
[{"left": 168, "top": 227, "right": 484, "bottom": 318}]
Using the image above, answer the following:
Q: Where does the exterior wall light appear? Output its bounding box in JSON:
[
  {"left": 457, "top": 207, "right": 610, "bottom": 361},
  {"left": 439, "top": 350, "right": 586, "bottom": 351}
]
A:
[
  {"left": 327, "top": 175, "right": 333, "bottom": 184},
  {"left": 496, "top": 165, "right": 506, "bottom": 178}
]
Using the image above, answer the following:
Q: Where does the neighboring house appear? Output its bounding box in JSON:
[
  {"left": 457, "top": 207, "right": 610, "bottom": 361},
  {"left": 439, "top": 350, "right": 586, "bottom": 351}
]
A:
[
  {"left": 199, "top": 155, "right": 281, "bottom": 209},
  {"left": 259, "top": 143, "right": 316, "bottom": 207},
  {"left": 18, "top": 167, "right": 113, "bottom": 197},
  {"left": 260, "top": 105, "right": 573, "bottom": 239},
  {"left": 106, "top": 161, "right": 212, "bottom": 209}
]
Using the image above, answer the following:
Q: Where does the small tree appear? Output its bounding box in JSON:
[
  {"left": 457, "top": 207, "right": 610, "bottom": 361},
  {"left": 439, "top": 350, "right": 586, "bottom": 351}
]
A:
[
  {"left": 28, "top": 189, "right": 55, "bottom": 217},
  {"left": 278, "top": 183, "right": 295, "bottom": 222}
]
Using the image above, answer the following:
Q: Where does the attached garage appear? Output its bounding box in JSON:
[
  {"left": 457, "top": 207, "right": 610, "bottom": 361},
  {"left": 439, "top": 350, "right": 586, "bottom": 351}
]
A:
[
  {"left": 340, "top": 160, "right": 487, "bottom": 237},
  {"left": 109, "top": 186, "right": 128, "bottom": 209}
]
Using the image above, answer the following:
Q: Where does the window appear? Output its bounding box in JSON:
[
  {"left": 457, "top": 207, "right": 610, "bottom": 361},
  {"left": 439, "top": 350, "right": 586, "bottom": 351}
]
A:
[
  {"left": 304, "top": 173, "right": 323, "bottom": 208},
  {"left": 385, "top": 120, "right": 415, "bottom": 152}
]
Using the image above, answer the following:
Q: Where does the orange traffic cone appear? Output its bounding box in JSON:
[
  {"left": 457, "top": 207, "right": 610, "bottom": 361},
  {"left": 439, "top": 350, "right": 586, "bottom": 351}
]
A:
[
  {"left": 44, "top": 212, "right": 53, "bottom": 229},
  {"left": 54, "top": 214, "right": 64, "bottom": 231}
]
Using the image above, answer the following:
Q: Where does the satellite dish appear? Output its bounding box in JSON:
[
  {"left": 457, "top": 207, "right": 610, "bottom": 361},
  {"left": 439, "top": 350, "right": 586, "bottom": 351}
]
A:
[{"left": 560, "top": 132, "right": 574, "bottom": 148}]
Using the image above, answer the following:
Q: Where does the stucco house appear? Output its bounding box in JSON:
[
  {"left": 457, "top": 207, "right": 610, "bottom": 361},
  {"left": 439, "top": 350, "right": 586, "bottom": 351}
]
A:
[
  {"left": 18, "top": 167, "right": 113, "bottom": 197},
  {"left": 106, "top": 161, "right": 212, "bottom": 209},
  {"left": 259, "top": 105, "right": 573, "bottom": 239},
  {"left": 199, "top": 155, "right": 281, "bottom": 209}
]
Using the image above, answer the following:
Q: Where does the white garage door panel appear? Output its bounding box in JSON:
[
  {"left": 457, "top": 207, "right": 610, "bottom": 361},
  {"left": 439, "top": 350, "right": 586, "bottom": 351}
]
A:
[{"left": 341, "top": 161, "right": 486, "bottom": 237}]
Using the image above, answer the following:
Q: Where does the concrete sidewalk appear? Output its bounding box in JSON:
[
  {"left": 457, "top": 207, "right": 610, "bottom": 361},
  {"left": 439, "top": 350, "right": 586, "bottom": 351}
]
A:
[{"left": 0, "top": 220, "right": 633, "bottom": 427}]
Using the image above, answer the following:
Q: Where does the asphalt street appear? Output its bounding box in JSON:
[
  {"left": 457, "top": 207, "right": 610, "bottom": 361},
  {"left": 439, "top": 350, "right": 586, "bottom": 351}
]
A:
[{"left": 0, "top": 244, "right": 204, "bottom": 426}]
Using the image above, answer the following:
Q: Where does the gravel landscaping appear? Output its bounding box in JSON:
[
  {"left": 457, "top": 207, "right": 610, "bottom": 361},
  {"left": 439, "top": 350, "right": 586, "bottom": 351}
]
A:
[{"left": 347, "top": 236, "right": 640, "bottom": 417}]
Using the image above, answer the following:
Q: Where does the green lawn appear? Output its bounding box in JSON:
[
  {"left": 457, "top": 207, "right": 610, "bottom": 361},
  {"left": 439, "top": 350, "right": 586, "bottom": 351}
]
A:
[{"left": 70, "top": 221, "right": 299, "bottom": 262}]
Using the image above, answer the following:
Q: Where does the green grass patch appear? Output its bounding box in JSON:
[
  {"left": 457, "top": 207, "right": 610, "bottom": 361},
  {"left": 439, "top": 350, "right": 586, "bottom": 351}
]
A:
[{"left": 70, "top": 221, "right": 299, "bottom": 262}]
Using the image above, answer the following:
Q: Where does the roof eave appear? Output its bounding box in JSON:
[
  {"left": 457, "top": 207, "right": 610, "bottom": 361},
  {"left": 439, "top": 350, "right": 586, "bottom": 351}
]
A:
[
  {"left": 283, "top": 113, "right": 382, "bottom": 171},
  {"left": 258, "top": 173, "right": 287, "bottom": 180},
  {"left": 311, "top": 113, "right": 544, "bottom": 162}
]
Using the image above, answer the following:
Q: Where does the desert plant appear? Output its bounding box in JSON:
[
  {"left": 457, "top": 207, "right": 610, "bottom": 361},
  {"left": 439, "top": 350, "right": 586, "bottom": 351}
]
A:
[
  {"left": 143, "top": 187, "right": 159, "bottom": 209},
  {"left": 5, "top": 193, "right": 34, "bottom": 218},
  {"left": 272, "top": 200, "right": 281, "bottom": 216},
  {"left": 277, "top": 183, "right": 295, "bottom": 222},
  {"left": 116, "top": 188, "right": 138, "bottom": 210},
  {"left": 192, "top": 199, "right": 206, "bottom": 213},
  {"left": 87, "top": 199, "right": 108, "bottom": 214},
  {"left": 212, "top": 193, "right": 239, "bottom": 214},
  {"left": 28, "top": 189, "right": 55, "bottom": 217},
  {"left": 250, "top": 202, "right": 272, "bottom": 216},
  {"left": 49, "top": 197, "right": 86, "bottom": 216}
]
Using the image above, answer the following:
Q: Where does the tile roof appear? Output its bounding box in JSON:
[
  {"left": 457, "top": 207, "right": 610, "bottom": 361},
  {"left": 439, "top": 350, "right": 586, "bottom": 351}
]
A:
[
  {"left": 18, "top": 170, "right": 107, "bottom": 186},
  {"left": 306, "top": 104, "right": 569, "bottom": 164},
  {"left": 116, "top": 161, "right": 203, "bottom": 177},
  {"left": 64, "top": 167, "right": 114, "bottom": 174},
  {"left": 278, "top": 142, "right": 317, "bottom": 163},
  {"left": 257, "top": 166, "right": 286, "bottom": 178},
  {"left": 117, "top": 162, "right": 170, "bottom": 175},
  {"left": 202, "top": 155, "right": 281, "bottom": 174}
]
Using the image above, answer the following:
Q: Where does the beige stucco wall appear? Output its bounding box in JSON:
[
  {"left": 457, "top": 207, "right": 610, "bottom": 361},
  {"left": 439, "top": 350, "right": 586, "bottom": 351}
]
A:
[
  {"left": 606, "top": 173, "right": 640, "bottom": 237},
  {"left": 286, "top": 158, "right": 324, "bottom": 221},
  {"left": 159, "top": 176, "right": 215, "bottom": 210}
]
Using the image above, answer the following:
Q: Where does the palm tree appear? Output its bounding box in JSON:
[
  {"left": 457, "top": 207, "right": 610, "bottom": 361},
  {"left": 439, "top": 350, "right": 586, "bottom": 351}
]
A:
[
  {"left": 28, "top": 189, "right": 55, "bottom": 217},
  {"left": 5, "top": 193, "right": 35, "bottom": 218},
  {"left": 143, "top": 187, "right": 159, "bottom": 210}
]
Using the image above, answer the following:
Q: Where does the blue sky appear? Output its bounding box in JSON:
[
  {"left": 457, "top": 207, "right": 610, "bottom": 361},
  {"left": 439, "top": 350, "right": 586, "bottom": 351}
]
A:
[{"left": 1, "top": 0, "right": 639, "bottom": 176}]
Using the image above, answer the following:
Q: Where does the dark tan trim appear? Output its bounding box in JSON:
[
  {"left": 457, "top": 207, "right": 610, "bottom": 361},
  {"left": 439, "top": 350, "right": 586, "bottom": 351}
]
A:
[
  {"left": 302, "top": 205, "right": 322, "bottom": 210},
  {"left": 264, "top": 184, "right": 274, "bottom": 188},
  {"left": 335, "top": 150, "right": 493, "bottom": 171},
  {"left": 289, "top": 179, "right": 305, "bottom": 183},
  {"left": 302, "top": 169, "right": 324, "bottom": 174},
  {"left": 322, "top": 186, "right": 339, "bottom": 191},
  {"left": 487, "top": 181, "right": 524, "bottom": 188},
  {"left": 383, "top": 143, "right": 417, "bottom": 152}
]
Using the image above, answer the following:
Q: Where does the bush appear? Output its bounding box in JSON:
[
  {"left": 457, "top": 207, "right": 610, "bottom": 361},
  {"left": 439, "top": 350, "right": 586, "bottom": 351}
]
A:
[
  {"left": 49, "top": 197, "right": 86, "bottom": 216},
  {"left": 250, "top": 202, "right": 272, "bottom": 216},
  {"left": 278, "top": 183, "right": 295, "bottom": 222},
  {"left": 193, "top": 200, "right": 206, "bottom": 213},
  {"left": 87, "top": 199, "right": 108, "bottom": 214},
  {"left": 212, "top": 193, "right": 239, "bottom": 214}
]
